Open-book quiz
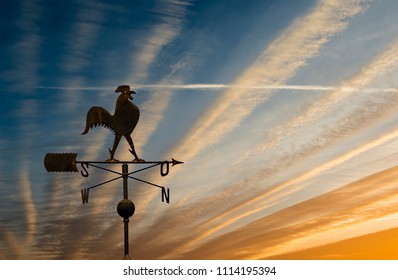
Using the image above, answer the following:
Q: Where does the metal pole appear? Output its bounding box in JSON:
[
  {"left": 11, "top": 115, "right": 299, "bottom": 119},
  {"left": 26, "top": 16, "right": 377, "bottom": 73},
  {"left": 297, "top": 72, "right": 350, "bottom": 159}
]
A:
[
  {"left": 122, "top": 163, "right": 130, "bottom": 259},
  {"left": 123, "top": 218, "right": 129, "bottom": 259},
  {"left": 117, "top": 164, "right": 135, "bottom": 260},
  {"left": 123, "top": 163, "right": 128, "bottom": 199}
]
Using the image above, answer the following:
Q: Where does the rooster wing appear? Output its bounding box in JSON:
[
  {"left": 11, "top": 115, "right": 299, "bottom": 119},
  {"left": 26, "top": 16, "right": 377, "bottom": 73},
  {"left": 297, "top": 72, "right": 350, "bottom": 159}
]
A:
[{"left": 82, "top": 106, "right": 114, "bottom": 135}]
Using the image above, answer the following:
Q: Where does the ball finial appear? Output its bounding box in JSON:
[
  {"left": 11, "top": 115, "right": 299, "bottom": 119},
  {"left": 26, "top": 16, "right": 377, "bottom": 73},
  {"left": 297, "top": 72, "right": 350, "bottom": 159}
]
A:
[{"left": 117, "top": 199, "right": 135, "bottom": 219}]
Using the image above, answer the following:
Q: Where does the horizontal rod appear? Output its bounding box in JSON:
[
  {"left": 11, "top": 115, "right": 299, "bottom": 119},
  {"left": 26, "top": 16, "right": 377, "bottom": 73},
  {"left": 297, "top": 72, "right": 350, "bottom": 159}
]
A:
[
  {"left": 76, "top": 160, "right": 172, "bottom": 164},
  {"left": 87, "top": 163, "right": 122, "bottom": 176},
  {"left": 128, "top": 163, "right": 160, "bottom": 175},
  {"left": 127, "top": 175, "right": 164, "bottom": 189},
  {"left": 88, "top": 175, "right": 123, "bottom": 190}
]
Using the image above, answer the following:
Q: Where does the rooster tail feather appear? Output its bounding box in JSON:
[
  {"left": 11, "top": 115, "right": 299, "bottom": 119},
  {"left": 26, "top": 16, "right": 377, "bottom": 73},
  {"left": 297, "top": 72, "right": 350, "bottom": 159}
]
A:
[{"left": 82, "top": 106, "right": 114, "bottom": 134}]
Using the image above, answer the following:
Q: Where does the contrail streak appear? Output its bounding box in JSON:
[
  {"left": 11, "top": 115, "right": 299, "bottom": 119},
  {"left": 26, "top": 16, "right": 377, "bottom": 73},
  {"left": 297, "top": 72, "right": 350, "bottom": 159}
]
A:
[{"left": 36, "top": 84, "right": 398, "bottom": 92}]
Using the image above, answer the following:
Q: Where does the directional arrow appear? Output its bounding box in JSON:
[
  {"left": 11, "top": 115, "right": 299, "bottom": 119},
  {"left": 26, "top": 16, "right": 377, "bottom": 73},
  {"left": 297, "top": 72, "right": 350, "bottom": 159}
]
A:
[
  {"left": 44, "top": 153, "right": 183, "bottom": 202},
  {"left": 171, "top": 158, "right": 184, "bottom": 166}
]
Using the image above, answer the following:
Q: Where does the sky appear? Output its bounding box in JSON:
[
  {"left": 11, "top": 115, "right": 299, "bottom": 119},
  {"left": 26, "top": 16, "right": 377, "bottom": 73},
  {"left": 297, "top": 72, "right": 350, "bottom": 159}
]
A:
[{"left": 2, "top": 0, "right": 398, "bottom": 260}]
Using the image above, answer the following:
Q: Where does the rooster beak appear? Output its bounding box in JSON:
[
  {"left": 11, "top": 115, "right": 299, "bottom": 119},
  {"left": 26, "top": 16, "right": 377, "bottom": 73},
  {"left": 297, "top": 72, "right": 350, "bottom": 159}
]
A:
[{"left": 128, "top": 91, "right": 136, "bottom": 100}]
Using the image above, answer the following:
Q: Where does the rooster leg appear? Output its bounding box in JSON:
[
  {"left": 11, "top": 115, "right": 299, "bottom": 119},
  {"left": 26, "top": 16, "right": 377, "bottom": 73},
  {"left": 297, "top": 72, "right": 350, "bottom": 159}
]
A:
[
  {"left": 107, "top": 135, "right": 122, "bottom": 162},
  {"left": 125, "top": 135, "right": 144, "bottom": 162}
]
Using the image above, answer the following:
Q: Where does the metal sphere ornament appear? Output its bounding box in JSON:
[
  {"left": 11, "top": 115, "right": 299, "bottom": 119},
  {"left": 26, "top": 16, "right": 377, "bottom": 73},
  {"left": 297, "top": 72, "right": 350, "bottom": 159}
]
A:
[{"left": 117, "top": 199, "right": 135, "bottom": 219}]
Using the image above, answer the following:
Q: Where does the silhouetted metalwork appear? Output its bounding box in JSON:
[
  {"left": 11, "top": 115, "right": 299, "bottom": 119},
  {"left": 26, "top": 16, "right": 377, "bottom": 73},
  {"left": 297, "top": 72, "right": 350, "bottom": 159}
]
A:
[
  {"left": 82, "top": 85, "right": 143, "bottom": 162},
  {"left": 53, "top": 156, "right": 183, "bottom": 205},
  {"left": 44, "top": 154, "right": 183, "bottom": 259},
  {"left": 44, "top": 153, "right": 78, "bottom": 172},
  {"left": 44, "top": 85, "right": 183, "bottom": 259}
]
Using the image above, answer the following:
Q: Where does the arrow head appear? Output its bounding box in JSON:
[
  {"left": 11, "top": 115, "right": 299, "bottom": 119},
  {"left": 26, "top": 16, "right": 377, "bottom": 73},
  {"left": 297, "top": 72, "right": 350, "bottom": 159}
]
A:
[{"left": 171, "top": 158, "right": 184, "bottom": 166}]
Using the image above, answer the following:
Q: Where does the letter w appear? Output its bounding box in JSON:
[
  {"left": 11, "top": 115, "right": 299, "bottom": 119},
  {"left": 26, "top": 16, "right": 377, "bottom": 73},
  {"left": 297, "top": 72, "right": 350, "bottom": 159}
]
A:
[{"left": 81, "top": 188, "right": 89, "bottom": 204}]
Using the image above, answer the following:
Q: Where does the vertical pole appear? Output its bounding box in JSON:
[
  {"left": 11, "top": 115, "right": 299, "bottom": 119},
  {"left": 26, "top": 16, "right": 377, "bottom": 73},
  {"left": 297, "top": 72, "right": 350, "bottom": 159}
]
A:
[
  {"left": 122, "top": 163, "right": 130, "bottom": 259},
  {"left": 123, "top": 163, "right": 128, "bottom": 199}
]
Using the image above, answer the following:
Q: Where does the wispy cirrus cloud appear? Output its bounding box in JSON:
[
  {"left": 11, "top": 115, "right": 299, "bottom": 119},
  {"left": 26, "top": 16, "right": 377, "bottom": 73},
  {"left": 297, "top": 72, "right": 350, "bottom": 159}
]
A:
[
  {"left": 175, "top": 165, "right": 398, "bottom": 259},
  {"left": 95, "top": 0, "right": 193, "bottom": 158},
  {"left": 237, "top": 36, "right": 398, "bottom": 171},
  {"left": 167, "top": 51, "right": 398, "bottom": 258},
  {"left": 62, "top": 1, "right": 105, "bottom": 73},
  {"left": 115, "top": 137, "right": 398, "bottom": 259},
  {"left": 78, "top": 0, "right": 398, "bottom": 260},
  {"left": 37, "top": 0, "right": 195, "bottom": 259},
  {"left": 127, "top": 62, "right": 398, "bottom": 259},
  {"left": 19, "top": 161, "right": 37, "bottom": 253},
  {"left": 57, "top": 1, "right": 108, "bottom": 114},
  {"left": 129, "top": 0, "right": 192, "bottom": 82},
  {"left": 3, "top": 0, "right": 42, "bottom": 92},
  {"left": 9, "top": 0, "right": 394, "bottom": 260},
  {"left": 170, "top": 0, "right": 369, "bottom": 164},
  {"left": 1, "top": 0, "right": 42, "bottom": 258},
  {"left": 121, "top": 0, "right": 372, "bottom": 258},
  {"left": 123, "top": 0, "right": 193, "bottom": 152},
  {"left": 27, "top": 2, "right": 112, "bottom": 259}
]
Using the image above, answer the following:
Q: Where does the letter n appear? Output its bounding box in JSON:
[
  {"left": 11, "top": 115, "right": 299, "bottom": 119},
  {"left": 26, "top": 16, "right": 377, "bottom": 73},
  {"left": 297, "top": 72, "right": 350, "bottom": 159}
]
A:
[
  {"left": 161, "top": 187, "right": 170, "bottom": 204},
  {"left": 81, "top": 188, "right": 89, "bottom": 204}
]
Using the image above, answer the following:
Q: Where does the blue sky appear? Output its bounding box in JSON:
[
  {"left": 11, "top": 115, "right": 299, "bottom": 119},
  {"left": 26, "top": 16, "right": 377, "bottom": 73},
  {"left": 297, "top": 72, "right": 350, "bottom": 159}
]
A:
[{"left": 3, "top": 0, "right": 398, "bottom": 259}]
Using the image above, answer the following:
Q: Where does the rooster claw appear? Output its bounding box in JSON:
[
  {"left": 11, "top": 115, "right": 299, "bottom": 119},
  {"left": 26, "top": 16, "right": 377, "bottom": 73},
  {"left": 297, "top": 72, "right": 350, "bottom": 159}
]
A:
[
  {"left": 129, "top": 149, "right": 144, "bottom": 162},
  {"left": 106, "top": 158, "right": 120, "bottom": 162}
]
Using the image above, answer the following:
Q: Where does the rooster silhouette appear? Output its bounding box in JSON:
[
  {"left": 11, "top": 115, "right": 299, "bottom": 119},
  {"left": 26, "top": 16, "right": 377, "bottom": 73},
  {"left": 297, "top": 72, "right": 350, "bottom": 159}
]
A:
[{"left": 82, "top": 85, "right": 144, "bottom": 162}]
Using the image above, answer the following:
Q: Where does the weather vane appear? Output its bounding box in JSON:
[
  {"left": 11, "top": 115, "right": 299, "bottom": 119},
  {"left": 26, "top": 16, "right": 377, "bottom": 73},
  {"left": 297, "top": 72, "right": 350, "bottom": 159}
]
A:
[{"left": 44, "top": 85, "right": 183, "bottom": 259}]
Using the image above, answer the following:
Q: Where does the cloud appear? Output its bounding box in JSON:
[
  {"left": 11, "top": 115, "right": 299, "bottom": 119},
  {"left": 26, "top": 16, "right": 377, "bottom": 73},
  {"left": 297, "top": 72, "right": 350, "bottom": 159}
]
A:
[
  {"left": 108, "top": 136, "right": 398, "bottom": 259},
  {"left": 129, "top": 0, "right": 192, "bottom": 82},
  {"left": 117, "top": 0, "right": 193, "bottom": 153},
  {"left": 6, "top": 0, "right": 391, "bottom": 260},
  {"left": 0, "top": 0, "right": 43, "bottom": 258},
  {"left": 62, "top": 1, "right": 105, "bottom": 73},
  {"left": 123, "top": 1, "right": 398, "bottom": 260},
  {"left": 290, "top": 37, "right": 398, "bottom": 128},
  {"left": 158, "top": 100, "right": 398, "bottom": 258},
  {"left": 29, "top": 2, "right": 191, "bottom": 258},
  {"left": 19, "top": 161, "right": 37, "bottom": 251},
  {"left": 174, "top": 165, "right": 398, "bottom": 259},
  {"left": 169, "top": 0, "right": 368, "bottom": 165},
  {"left": 146, "top": 3, "right": 398, "bottom": 258},
  {"left": 36, "top": 82, "right": 398, "bottom": 93},
  {"left": 28, "top": 0, "right": 194, "bottom": 259},
  {"left": 0, "top": 223, "right": 25, "bottom": 259},
  {"left": 108, "top": 0, "right": 374, "bottom": 259},
  {"left": 137, "top": 0, "right": 369, "bottom": 252},
  {"left": 3, "top": 0, "right": 42, "bottom": 92},
  {"left": 235, "top": 36, "right": 398, "bottom": 180},
  {"left": 269, "top": 226, "right": 398, "bottom": 259}
]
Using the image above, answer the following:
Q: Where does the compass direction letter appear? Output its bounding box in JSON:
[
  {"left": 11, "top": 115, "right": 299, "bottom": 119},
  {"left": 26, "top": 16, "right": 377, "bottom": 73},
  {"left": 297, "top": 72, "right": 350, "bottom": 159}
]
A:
[
  {"left": 160, "top": 162, "right": 169, "bottom": 177},
  {"left": 80, "top": 163, "right": 89, "bottom": 177},
  {"left": 81, "top": 188, "right": 90, "bottom": 204},
  {"left": 162, "top": 187, "right": 170, "bottom": 204}
]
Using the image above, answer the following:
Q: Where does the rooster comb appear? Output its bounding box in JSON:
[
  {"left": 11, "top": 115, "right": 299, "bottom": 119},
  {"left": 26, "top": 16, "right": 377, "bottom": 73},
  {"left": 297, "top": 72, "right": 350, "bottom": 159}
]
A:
[{"left": 115, "top": 85, "right": 135, "bottom": 93}]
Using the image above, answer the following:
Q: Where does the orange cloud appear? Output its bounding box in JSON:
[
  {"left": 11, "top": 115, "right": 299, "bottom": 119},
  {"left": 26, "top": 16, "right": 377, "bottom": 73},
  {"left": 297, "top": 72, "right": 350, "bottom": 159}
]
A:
[{"left": 171, "top": 165, "right": 398, "bottom": 259}]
